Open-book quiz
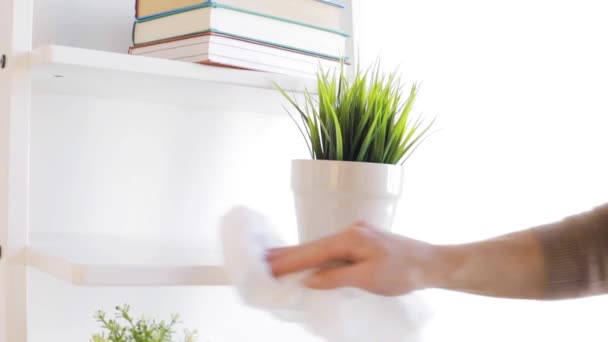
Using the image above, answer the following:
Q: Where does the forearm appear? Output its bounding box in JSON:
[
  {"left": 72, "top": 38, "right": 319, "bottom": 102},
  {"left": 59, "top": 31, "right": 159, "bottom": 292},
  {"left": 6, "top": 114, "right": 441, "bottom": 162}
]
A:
[
  {"left": 421, "top": 203, "right": 608, "bottom": 300},
  {"left": 425, "top": 229, "right": 545, "bottom": 299}
]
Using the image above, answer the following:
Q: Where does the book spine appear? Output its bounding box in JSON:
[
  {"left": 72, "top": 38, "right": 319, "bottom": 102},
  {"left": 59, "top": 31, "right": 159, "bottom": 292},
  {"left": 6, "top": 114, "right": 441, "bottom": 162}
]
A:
[
  {"left": 135, "top": 1, "right": 342, "bottom": 19},
  {"left": 135, "top": 1, "right": 347, "bottom": 36},
  {"left": 135, "top": 3, "right": 348, "bottom": 37},
  {"left": 134, "top": 27, "right": 343, "bottom": 61},
  {"left": 213, "top": 3, "right": 349, "bottom": 37},
  {"left": 135, "top": 1, "right": 211, "bottom": 20}
]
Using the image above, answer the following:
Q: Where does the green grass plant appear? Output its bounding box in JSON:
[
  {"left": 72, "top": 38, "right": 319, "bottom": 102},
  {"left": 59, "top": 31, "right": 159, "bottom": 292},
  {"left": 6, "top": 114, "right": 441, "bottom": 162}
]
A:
[{"left": 276, "top": 61, "right": 435, "bottom": 164}]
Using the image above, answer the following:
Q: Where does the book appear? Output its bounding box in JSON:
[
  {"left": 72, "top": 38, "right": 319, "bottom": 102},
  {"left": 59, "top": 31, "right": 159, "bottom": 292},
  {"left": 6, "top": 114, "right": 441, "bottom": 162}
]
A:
[
  {"left": 129, "top": 32, "right": 342, "bottom": 78},
  {"left": 132, "top": 3, "right": 347, "bottom": 59},
  {"left": 135, "top": 0, "right": 345, "bottom": 32}
]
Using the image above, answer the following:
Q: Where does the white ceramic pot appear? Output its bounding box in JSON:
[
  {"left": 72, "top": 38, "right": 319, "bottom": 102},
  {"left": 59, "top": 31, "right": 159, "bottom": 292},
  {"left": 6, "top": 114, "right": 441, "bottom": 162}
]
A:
[{"left": 291, "top": 159, "right": 404, "bottom": 243}]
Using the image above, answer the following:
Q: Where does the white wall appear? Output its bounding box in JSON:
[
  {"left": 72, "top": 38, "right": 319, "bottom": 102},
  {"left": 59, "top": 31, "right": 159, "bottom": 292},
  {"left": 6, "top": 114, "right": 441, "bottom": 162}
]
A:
[
  {"left": 359, "top": 0, "right": 608, "bottom": 341},
  {"left": 28, "top": 0, "right": 608, "bottom": 341},
  {"left": 29, "top": 92, "right": 306, "bottom": 242},
  {"left": 30, "top": 0, "right": 315, "bottom": 340},
  {"left": 33, "top": 0, "right": 133, "bottom": 53},
  {"left": 28, "top": 90, "right": 320, "bottom": 342},
  {"left": 28, "top": 270, "right": 321, "bottom": 342},
  {"left": 360, "top": 0, "right": 608, "bottom": 243}
]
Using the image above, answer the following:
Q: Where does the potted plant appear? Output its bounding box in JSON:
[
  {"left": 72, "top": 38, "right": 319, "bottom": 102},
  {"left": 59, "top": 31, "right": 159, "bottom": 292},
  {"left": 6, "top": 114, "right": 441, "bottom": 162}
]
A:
[
  {"left": 91, "top": 304, "right": 198, "bottom": 342},
  {"left": 276, "top": 62, "right": 435, "bottom": 243}
]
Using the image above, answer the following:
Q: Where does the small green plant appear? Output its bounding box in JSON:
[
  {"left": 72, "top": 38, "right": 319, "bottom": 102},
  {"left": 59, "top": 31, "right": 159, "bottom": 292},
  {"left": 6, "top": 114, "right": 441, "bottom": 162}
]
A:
[
  {"left": 276, "top": 61, "right": 435, "bottom": 164},
  {"left": 91, "top": 305, "right": 198, "bottom": 342}
]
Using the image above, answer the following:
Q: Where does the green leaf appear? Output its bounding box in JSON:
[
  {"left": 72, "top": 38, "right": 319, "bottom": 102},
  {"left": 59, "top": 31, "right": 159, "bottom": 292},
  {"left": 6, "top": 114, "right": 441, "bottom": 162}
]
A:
[
  {"left": 384, "top": 83, "right": 418, "bottom": 161},
  {"left": 276, "top": 58, "right": 435, "bottom": 164},
  {"left": 91, "top": 305, "right": 198, "bottom": 342}
]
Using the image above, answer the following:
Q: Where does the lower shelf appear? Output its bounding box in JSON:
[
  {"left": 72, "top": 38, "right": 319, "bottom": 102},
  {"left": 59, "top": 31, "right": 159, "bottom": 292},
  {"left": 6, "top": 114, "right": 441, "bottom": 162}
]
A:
[{"left": 26, "top": 232, "right": 228, "bottom": 286}]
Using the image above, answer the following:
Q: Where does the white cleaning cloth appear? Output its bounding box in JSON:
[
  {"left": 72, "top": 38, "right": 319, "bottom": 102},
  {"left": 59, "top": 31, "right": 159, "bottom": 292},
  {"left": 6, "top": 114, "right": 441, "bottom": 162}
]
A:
[{"left": 220, "top": 206, "right": 432, "bottom": 342}]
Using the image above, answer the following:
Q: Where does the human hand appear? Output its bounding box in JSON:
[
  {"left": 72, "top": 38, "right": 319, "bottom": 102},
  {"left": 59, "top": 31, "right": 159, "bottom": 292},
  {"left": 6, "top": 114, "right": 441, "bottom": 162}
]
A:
[{"left": 267, "top": 222, "right": 439, "bottom": 296}]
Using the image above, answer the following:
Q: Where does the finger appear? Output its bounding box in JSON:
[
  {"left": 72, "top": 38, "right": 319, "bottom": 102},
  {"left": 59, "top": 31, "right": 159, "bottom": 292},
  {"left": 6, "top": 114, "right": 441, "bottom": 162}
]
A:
[
  {"left": 267, "top": 221, "right": 366, "bottom": 261},
  {"left": 303, "top": 265, "right": 365, "bottom": 290},
  {"left": 266, "top": 247, "right": 289, "bottom": 261},
  {"left": 269, "top": 233, "right": 353, "bottom": 277}
]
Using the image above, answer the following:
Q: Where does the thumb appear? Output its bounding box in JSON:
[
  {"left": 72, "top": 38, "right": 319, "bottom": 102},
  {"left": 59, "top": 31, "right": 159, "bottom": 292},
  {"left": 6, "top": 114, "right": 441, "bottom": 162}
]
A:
[{"left": 303, "top": 265, "right": 365, "bottom": 290}]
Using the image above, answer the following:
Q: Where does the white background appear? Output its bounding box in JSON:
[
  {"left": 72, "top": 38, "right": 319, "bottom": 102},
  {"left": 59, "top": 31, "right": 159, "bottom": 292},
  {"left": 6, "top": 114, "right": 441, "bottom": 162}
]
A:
[{"left": 28, "top": 0, "right": 608, "bottom": 341}]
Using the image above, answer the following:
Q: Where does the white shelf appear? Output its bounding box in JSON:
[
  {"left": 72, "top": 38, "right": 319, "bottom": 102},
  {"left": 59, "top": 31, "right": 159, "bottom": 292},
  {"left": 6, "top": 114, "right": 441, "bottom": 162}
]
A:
[
  {"left": 28, "top": 45, "right": 314, "bottom": 112},
  {"left": 26, "top": 232, "right": 229, "bottom": 286}
]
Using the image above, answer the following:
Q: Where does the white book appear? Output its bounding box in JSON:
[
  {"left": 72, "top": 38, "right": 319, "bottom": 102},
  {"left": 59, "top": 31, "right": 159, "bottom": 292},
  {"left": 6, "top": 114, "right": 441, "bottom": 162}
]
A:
[
  {"left": 136, "top": 0, "right": 346, "bottom": 33},
  {"left": 129, "top": 33, "right": 342, "bottom": 78},
  {"left": 132, "top": 4, "right": 347, "bottom": 59}
]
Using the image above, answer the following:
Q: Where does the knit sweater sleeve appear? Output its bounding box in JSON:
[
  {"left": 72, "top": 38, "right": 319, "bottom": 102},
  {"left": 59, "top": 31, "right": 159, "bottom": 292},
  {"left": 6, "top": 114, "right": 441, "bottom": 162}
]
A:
[{"left": 534, "top": 203, "right": 608, "bottom": 299}]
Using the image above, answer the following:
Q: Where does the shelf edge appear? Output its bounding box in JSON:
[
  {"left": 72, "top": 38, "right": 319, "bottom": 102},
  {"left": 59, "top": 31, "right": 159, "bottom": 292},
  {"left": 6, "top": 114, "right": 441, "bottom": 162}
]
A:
[
  {"left": 26, "top": 246, "right": 231, "bottom": 287},
  {"left": 29, "top": 45, "right": 318, "bottom": 94}
]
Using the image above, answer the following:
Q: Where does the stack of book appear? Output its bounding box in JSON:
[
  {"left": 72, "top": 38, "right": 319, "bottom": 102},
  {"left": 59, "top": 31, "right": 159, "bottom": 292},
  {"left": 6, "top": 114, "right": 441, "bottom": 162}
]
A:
[{"left": 129, "top": 0, "right": 348, "bottom": 78}]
